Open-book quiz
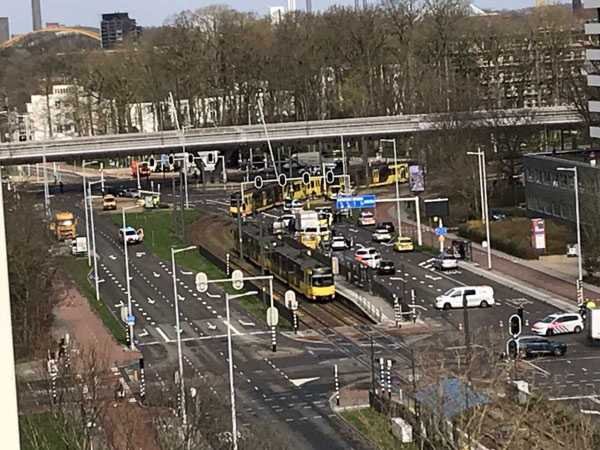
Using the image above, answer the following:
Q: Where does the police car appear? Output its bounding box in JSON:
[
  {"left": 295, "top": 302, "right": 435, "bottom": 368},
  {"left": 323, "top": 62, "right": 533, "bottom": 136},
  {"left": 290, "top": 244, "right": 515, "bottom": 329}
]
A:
[{"left": 531, "top": 312, "right": 584, "bottom": 336}]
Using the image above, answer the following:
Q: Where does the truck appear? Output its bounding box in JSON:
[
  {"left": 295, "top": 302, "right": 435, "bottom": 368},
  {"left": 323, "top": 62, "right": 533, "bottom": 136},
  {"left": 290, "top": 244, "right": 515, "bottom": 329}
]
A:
[
  {"left": 588, "top": 308, "right": 600, "bottom": 343},
  {"left": 49, "top": 211, "right": 77, "bottom": 241},
  {"left": 294, "top": 211, "right": 323, "bottom": 249},
  {"left": 71, "top": 236, "right": 88, "bottom": 257}
]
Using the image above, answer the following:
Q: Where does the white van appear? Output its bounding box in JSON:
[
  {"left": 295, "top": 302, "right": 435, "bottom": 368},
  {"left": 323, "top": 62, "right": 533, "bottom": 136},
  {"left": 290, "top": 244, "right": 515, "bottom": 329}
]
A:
[{"left": 435, "top": 286, "right": 495, "bottom": 310}]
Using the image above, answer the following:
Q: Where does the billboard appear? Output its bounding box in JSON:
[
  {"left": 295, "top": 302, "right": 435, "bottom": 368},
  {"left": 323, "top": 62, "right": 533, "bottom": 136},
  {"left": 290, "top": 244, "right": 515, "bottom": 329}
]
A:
[
  {"left": 409, "top": 165, "right": 425, "bottom": 192},
  {"left": 530, "top": 218, "right": 546, "bottom": 251}
]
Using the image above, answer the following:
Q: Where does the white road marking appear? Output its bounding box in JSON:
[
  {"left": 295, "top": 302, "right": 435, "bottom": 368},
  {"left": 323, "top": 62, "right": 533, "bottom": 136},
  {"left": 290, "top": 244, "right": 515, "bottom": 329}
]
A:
[{"left": 155, "top": 327, "right": 170, "bottom": 343}]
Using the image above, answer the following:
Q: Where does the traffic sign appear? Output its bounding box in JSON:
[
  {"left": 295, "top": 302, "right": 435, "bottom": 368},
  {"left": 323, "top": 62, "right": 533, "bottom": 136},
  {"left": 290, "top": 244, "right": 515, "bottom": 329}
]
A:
[
  {"left": 254, "top": 176, "right": 263, "bottom": 190},
  {"left": 278, "top": 173, "right": 287, "bottom": 187},
  {"left": 148, "top": 156, "right": 157, "bottom": 170},
  {"left": 302, "top": 172, "right": 311, "bottom": 185},
  {"left": 231, "top": 270, "right": 244, "bottom": 291},
  {"left": 335, "top": 194, "right": 377, "bottom": 210},
  {"left": 127, "top": 315, "right": 135, "bottom": 326},
  {"left": 285, "top": 290, "right": 298, "bottom": 310},
  {"left": 267, "top": 306, "right": 279, "bottom": 326},
  {"left": 196, "top": 272, "right": 208, "bottom": 293},
  {"left": 434, "top": 226, "right": 448, "bottom": 237},
  {"left": 325, "top": 170, "right": 335, "bottom": 184}
]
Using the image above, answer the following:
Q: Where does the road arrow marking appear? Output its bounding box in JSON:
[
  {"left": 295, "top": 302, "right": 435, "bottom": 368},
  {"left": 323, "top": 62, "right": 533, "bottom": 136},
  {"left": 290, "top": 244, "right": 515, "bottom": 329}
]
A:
[
  {"left": 290, "top": 377, "right": 320, "bottom": 387},
  {"left": 238, "top": 319, "right": 256, "bottom": 327},
  {"left": 425, "top": 275, "right": 442, "bottom": 281},
  {"left": 109, "top": 255, "right": 117, "bottom": 260},
  {"left": 207, "top": 322, "right": 217, "bottom": 330},
  {"left": 181, "top": 270, "right": 193, "bottom": 275},
  {"left": 147, "top": 297, "right": 155, "bottom": 305},
  {"left": 152, "top": 272, "right": 160, "bottom": 278},
  {"left": 207, "top": 291, "right": 220, "bottom": 298},
  {"left": 136, "top": 252, "right": 145, "bottom": 258}
]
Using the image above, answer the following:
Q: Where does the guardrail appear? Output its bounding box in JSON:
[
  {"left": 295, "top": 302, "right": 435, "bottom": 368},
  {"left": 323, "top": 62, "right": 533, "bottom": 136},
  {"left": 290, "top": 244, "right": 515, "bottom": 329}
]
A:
[{"left": 0, "top": 106, "right": 582, "bottom": 163}]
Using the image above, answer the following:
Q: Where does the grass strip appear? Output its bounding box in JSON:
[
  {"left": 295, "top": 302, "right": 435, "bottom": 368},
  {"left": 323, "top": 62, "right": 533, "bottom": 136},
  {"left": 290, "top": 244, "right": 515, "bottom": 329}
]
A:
[
  {"left": 342, "top": 408, "right": 417, "bottom": 450},
  {"left": 60, "top": 256, "right": 127, "bottom": 344},
  {"left": 112, "top": 210, "right": 290, "bottom": 328}
]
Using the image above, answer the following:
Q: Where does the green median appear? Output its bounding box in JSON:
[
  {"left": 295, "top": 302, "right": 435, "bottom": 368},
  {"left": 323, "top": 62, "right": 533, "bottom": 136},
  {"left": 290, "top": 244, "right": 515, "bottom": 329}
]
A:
[
  {"left": 112, "top": 210, "right": 291, "bottom": 329},
  {"left": 20, "top": 413, "right": 73, "bottom": 450},
  {"left": 60, "top": 256, "right": 127, "bottom": 345}
]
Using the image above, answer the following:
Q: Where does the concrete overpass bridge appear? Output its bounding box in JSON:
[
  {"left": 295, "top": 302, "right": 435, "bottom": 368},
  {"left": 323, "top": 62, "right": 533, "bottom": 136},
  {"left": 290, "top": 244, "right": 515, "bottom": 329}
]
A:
[{"left": 0, "top": 106, "right": 583, "bottom": 164}]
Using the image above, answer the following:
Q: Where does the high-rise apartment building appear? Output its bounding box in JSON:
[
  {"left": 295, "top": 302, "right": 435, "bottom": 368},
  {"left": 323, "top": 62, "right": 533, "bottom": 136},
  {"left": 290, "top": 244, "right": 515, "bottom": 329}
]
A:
[
  {"left": 0, "top": 17, "right": 9, "bottom": 44},
  {"left": 586, "top": 1, "right": 600, "bottom": 141},
  {"left": 270, "top": 6, "right": 285, "bottom": 24},
  {"left": 306, "top": 0, "right": 312, "bottom": 13},
  {"left": 287, "top": 0, "right": 296, "bottom": 12},
  {"left": 101, "top": 12, "right": 141, "bottom": 49},
  {"left": 31, "top": 0, "right": 42, "bottom": 31}
]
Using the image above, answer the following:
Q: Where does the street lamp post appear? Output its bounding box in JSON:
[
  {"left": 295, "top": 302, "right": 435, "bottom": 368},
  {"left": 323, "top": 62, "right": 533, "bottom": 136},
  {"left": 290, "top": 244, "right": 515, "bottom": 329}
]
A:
[
  {"left": 467, "top": 149, "right": 492, "bottom": 270},
  {"left": 225, "top": 290, "right": 259, "bottom": 450},
  {"left": 122, "top": 205, "right": 138, "bottom": 350},
  {"left": 171, "top": 245, "right": 197, "bottom": 426},
  {"left": 88, "top": 180, "right": 103, "bottom": 301},
  {"left": 82, "top": 160, "right": 100, "bottom": 267},
  {"left": 381, "top": 139, "right": 402, "bottom": 237},
  {"left": 557, "top": 166, "right": 583, "bottom": 302}
]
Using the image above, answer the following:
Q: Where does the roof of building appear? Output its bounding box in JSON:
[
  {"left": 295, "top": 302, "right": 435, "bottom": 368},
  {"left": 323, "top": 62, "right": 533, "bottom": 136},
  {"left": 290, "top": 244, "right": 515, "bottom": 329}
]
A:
[
  {"left": 525, "top": 150, "right": 600, "bottom": 167},
  {"left": 415, "top": 378, "right": 491, "bottom": 419}
]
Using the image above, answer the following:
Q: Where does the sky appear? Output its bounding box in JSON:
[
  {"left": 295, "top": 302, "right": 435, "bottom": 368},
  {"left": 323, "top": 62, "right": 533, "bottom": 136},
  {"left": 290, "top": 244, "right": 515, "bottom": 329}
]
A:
[{"left": 2, "top": 1, "right": 545, "bottom": 35}]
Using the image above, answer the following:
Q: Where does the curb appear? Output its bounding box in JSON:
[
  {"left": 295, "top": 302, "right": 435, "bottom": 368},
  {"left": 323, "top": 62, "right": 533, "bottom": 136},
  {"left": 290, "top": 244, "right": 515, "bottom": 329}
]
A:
[{"left": 461, "top": 262, "right": 578, "bottom": 312}]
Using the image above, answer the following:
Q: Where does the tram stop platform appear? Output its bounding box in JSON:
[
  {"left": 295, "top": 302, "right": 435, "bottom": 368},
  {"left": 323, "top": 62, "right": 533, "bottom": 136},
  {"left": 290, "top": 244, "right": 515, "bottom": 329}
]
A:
[{"left": 335, "top": 276, "right": 428, "bottom": 332}]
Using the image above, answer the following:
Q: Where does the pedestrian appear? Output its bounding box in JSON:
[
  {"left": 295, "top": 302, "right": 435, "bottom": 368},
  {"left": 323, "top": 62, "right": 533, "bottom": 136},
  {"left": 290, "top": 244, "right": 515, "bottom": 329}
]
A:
[{"left": 59, "top": 181, "right": 64, "bottom": 194}]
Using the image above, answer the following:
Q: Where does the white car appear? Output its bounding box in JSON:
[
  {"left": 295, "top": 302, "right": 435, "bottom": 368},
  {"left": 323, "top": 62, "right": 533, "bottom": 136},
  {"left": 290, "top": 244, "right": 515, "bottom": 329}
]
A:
[
  {"left": 435, "top": 286, "right": 495, "bottom": 310},
  {"left": 119, "top": 226, "right": 143, "bottom": 244},
  {"left": 372, "top": 228, "right": 392, "bottom": 243},
  {"left": 279, "top": 214, "right": 295, "bottom": 228},
  {"left": 433, "top": 253, "right": 459, "bottom": 271},
  {"left": 358, "top": 211, "right": 376, "bottom": 227},
  {"left": 331, "top": 235, "right": 349, "bottom": 251},
  {"left": 354, "top": 247, "right": 381, "bottom": 269},
  {"left": 531, "top": 313, "right": 584, "bottom": 336}
]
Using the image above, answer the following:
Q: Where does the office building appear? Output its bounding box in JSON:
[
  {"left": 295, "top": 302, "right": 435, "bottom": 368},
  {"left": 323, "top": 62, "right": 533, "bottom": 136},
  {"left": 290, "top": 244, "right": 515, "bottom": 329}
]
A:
[
  {"left": 101, "top": 12, "right": 141, "bottom": 49},
  {"left": 32, "top": 0, "right": 42, "bottom": 31},
  {"left": 306, "top": 0, "right": 312, "bottom": 13},
  {"left": 535, "top": 0, "right": 546, "bottom": 6},
  {"left": 524, "top": 151, "right": 599, "bottom": 225},
  {"left": 287, "top": 0, "right": 296, "bottom": 12},
  {"left": 0, "top": 17, "right": 9, "bottom": 44}
]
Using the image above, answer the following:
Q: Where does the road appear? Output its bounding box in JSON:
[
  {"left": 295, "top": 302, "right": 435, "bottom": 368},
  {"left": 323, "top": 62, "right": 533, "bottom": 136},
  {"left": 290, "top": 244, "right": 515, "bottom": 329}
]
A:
[{"left": 51, "top": 183, "right": 371, "bottom": 450}]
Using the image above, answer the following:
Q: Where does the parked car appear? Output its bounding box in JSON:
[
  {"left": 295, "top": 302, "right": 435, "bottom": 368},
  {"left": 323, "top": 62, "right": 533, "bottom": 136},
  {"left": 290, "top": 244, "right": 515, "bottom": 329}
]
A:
[
  {"left": 377, "top": 260, "right": 396, "bottom": 276},
  {"left": 372, "top": 227, "right": 393, "bottom": 243},
  {"left": 358, "top": 211, "right": 376, "bottom": 227},
  {"left": 354, "top": 247, "right": 381, "bottom": 269},
  {"left": 512, "top": 336, "right": 567, "bottom": 358},
  {"left": 331, "top": 235, "right": 349, "bottom": 251},
  {"left": 435, "top": 286, "right": 495, "bottom": 310},
  {"left": 284, "top": 199, "right": 304, "bottom": 212},
  {"left": 279, "top": 214, "right": 295, "bottom": 229},
  {"left": 531, "top": 313, "right": 584, "bottom": 336},
  {"left": 394, "top": 236, "right": 414, "bottom": 252},
  {"left": 433, "top": 252, "right": 458, "bottom": 271}
]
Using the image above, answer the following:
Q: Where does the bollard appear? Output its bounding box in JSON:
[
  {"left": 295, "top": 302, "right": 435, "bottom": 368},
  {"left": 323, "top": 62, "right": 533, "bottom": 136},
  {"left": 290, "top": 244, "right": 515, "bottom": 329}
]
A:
[
  {"left": 139, "top": 358, "right": 146, "bottom": 403},
  {"left": 334, "top": 365, "right": 340, "bottom": 407},
  {"left": 386, "top": 359, "right": 392, "bottom": 399},
  {"left": 379, "top": 358, "right": 385, "bottom": 396},
  {"left": 525, "top": 319, "right": 529, "bottom": 327},
  {"left": 271, "top": 326, "right": 277, "bottom": 353},
  {"left": 293, "top": 310, "right": 298, "bottom": 334},
  {"left": 226, "top": 253, "right": 231, "bottom": 276},
  {"left": 458, "top": 322, "right": 463, "bottom": 331}
]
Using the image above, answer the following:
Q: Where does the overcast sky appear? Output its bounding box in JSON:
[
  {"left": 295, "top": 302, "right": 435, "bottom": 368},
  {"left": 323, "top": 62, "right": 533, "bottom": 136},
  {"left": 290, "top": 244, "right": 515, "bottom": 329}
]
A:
[{"left": 2, "top": 1, "right": 547, "bottom": 35}]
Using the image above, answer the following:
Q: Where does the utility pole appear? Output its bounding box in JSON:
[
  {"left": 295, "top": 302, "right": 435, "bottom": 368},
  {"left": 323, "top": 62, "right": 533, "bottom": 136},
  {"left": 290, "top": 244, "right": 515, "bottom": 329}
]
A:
[{"left": 237, "top": 197, "right": 243, "bottom": 260}]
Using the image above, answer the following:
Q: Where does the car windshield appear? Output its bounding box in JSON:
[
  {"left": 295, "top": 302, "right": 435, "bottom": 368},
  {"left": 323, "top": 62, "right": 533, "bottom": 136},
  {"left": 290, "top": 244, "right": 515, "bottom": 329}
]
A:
[
  {"left": 541, "top": 316, "right": 557, "bottom": 323},
  {"left": 333, "top": 237, "right": 344, "bottom": 241},
  {"left": 443, "top": 288, "right": 456, "bottom": 296},
  {"left": 362, "top": 212, "right": 373, "bottom": 217},
  {"left": 126, "top": 230, "right": 137, "bottom": 236}
]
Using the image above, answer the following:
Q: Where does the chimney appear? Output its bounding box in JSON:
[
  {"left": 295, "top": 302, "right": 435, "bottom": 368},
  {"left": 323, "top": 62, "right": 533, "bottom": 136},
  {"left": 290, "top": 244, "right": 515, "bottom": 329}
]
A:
[{"left": 31, "top": 0, "right": 42, "bottom": 31}]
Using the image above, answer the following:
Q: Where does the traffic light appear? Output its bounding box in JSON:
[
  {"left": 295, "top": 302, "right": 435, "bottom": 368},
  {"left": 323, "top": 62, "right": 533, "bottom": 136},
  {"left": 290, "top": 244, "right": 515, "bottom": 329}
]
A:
[
  {"left": 187, "top": 153, "right": 195, "bottom": 165},
  {"left": 509, "top": 314, "right": 522, "bottom": 337},
  {"left": 168, "top": 154, "right": 175, "bottom": 166}
]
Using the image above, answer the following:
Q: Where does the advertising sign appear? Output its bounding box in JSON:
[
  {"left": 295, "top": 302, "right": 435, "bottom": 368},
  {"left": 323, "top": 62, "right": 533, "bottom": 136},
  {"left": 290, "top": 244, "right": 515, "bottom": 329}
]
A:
[
  {"left": 530, "top": 218, "right": 546, "bottom": 251},
  {"left": 409, "top": 165, "right": 425, "bottom": 192}
]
